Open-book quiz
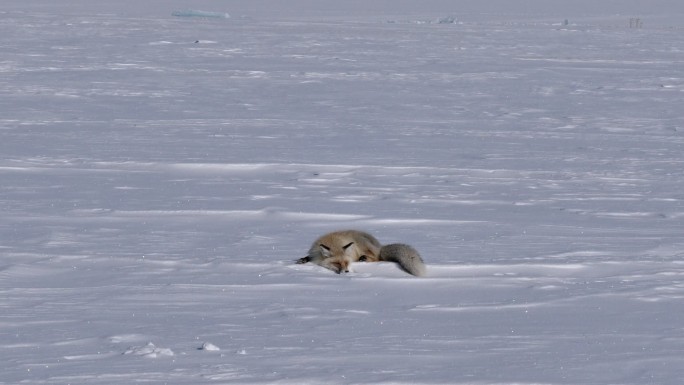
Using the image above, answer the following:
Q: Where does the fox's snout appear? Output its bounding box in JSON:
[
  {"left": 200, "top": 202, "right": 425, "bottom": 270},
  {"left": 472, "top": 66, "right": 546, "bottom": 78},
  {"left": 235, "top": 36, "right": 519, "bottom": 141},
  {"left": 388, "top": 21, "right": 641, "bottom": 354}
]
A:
[{"left": 330, "top": 258, "right": 351, "bottom": 274}]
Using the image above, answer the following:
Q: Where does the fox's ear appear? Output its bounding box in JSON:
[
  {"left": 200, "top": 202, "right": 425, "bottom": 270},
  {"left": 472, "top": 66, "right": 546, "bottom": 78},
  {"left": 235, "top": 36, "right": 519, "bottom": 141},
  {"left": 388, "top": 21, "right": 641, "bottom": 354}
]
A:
[
  {"left": 342, "top": 242, "right": 354, "bottom": 250},
  {"left": 319, "top": 244, "right": 331, "bottom": 257}
]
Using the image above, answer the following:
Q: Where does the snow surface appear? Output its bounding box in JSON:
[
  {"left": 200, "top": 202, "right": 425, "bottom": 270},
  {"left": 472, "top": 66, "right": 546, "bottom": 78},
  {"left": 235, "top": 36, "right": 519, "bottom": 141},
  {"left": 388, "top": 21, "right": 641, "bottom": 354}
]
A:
[{"left": 2, "top": 1, "right": 684, "bottom": 384}]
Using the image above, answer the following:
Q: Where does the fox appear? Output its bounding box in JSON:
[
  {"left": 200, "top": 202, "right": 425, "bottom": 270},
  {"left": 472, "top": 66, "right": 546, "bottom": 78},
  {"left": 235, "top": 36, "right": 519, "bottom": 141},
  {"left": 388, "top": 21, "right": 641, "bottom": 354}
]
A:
[{"left": 296, "top": 230, "right": 426, "bottom": 277}]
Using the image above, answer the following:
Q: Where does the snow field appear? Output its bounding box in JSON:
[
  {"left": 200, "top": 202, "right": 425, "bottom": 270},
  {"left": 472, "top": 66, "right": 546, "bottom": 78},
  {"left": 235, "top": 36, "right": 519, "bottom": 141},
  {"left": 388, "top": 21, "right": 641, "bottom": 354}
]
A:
[{"left": 2, "top": 1, "right": 684, "bottom": 384}]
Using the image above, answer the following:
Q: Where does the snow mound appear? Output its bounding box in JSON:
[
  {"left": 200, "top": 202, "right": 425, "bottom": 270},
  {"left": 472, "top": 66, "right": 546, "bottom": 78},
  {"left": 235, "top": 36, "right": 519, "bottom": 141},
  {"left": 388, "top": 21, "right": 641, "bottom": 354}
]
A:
[
  {"left": 199, "top": 342, "right": 220, "bottom": 351},
  {"left": 123, "top": 342, "right": 174, "bottom": 358},
  {"left": 437, "top": 16, "right": 458, "bottom": 24}
]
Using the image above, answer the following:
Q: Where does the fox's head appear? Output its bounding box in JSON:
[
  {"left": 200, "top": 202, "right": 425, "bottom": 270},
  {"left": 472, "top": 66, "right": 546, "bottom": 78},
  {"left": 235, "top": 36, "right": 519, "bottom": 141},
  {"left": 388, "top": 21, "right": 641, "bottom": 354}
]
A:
[
  {"left": 319, "top": 241, "right": 356, "bottom": 273},
  {"left": 318, "top": 241, "right": 379, "bottom": 273},
  {"left": 299, "top": 230, "right": 382, "bottom": 273}
]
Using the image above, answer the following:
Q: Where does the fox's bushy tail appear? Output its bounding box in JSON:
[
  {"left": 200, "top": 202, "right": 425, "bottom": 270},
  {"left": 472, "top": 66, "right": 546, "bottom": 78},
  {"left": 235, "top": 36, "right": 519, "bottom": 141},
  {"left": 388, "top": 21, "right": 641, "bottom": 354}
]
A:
[{"left": 379, "top": 243, "right": 426, "bottom": 277}]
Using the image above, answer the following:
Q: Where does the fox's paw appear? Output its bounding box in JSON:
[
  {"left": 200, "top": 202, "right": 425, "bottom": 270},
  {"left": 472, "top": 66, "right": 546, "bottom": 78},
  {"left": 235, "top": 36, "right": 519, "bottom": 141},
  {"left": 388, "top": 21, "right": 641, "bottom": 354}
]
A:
[{"left": 296, "top": 256, "right": 311, "bottom": 264}]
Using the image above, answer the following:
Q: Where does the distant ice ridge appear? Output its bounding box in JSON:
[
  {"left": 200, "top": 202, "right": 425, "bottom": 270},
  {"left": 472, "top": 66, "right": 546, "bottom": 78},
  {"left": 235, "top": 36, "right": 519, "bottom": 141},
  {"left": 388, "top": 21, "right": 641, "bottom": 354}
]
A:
[
  {"left": 386, "top": 16, "right": 458, "bottom": 25},
  {"left": 124, "top": 342, "right": 174, "bottom": 358},
  {"left": 172, "top": 10, "right": 230, "bottom": 19},
  {"left": 437, "top": 16, "right": 457, "bottom": 24}
]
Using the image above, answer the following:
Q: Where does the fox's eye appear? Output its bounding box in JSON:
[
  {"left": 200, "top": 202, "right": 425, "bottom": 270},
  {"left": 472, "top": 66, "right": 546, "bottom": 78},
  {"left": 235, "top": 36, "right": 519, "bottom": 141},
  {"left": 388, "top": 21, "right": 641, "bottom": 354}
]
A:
[
  {"left": 359, "top": 255, "right": 367, "bottom": 262},
  {"left": 342, "top": 242, "right": 354, "bottom": 250}
]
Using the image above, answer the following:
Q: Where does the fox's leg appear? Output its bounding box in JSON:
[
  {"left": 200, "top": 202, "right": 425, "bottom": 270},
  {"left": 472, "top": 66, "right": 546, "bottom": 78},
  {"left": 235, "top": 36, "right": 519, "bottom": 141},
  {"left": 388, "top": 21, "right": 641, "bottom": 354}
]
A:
[
  {"left": 358, "top": 254, "right": 379, "bottom": 262},
  {"left": 296, "top": 256, "right": 311, "bottom": 264}
]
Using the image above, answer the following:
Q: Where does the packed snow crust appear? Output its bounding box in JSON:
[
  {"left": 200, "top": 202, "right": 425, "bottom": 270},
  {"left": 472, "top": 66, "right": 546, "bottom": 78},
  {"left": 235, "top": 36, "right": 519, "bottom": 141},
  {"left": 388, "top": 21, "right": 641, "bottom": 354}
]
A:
[{"left": 2, "top": 1, "right": 684, "bottom": 384}]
